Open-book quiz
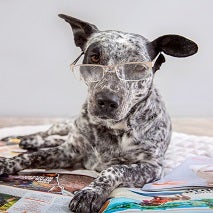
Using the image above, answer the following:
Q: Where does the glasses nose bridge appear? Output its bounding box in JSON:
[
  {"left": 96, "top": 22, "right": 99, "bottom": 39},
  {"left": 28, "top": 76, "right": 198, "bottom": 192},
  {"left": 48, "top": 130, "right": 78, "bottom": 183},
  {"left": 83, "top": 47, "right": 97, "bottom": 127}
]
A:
[
  {"left": 102, "top": 65, "right": 119, "bottom": 81},
  {"left": 104, "top": 65, "right": 117, "bottom": 77},
  {"left": 103, "top": 64, "right": 115, "bottom": 71}
]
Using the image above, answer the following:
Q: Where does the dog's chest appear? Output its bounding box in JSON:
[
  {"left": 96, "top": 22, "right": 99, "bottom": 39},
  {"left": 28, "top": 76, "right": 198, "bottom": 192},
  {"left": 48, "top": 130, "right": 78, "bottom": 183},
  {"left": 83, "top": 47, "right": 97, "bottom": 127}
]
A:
[{"left": 82, "top": 127, "right": 142, "bottom": 172}]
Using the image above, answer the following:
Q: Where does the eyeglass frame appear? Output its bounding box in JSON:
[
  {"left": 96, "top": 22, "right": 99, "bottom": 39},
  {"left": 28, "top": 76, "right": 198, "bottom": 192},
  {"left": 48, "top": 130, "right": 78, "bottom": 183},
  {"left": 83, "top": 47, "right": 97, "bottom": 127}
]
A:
[{"left": 69, "top": 52, "right": 159, "bottom": 82}]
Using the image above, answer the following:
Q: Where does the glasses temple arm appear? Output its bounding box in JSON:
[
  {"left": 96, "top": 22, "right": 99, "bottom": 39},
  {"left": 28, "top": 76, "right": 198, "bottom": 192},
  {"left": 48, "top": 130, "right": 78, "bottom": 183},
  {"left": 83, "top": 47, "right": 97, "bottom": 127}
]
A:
[
  {"left": 152, "top": 53, "right": 165, "bottom": 73},
  {"left": 71, "top": 51, "right": 84, "bottom": 65}
]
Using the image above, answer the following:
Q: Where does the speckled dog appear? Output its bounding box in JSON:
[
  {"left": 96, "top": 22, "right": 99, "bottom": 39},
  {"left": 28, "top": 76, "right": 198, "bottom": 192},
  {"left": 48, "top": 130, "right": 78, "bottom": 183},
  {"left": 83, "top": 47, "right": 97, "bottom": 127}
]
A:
[{"left": 0, "top": 14, "right": 198, "bottom": 212}]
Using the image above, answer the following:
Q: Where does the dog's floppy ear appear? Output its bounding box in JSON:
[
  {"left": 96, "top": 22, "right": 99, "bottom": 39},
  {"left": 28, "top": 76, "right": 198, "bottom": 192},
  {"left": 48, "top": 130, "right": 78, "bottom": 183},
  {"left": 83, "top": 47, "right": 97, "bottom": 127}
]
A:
[
  {"left": 151, "top": 34, "right": 198, "bottom": 57},
  {"left": 58, "top": 14, "right": 99, "bottom": 51},
  {"left": 148, "top": 34, "right": 198, "bottom": 73}
]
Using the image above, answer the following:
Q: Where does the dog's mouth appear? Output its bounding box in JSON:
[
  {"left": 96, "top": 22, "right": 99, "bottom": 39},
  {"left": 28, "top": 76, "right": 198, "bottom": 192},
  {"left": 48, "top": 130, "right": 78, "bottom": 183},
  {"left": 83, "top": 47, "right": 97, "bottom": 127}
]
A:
[
  {"left": 92, "top": 111, "right": 119, "bottom": 121},
  {"left": 95, "top": 113, "right": 116, "bottom": 120},
  {"left": 97, "top": 115, "right": 109, "bottom": 119}
]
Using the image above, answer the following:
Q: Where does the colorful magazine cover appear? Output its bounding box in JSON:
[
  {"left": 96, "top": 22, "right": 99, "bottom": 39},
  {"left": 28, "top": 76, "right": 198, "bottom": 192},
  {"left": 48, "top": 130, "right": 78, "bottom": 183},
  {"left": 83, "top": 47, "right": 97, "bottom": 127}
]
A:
[{"left": 100, "top": 187, "right": 213, "bottom": 213}]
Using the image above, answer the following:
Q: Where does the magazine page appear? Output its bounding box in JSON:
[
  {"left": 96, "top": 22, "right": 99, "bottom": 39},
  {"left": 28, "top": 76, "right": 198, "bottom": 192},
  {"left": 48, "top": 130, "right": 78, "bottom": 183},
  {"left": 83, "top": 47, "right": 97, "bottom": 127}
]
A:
[
  {"left": 0, "top": 185, "right": 71, "bottom": 213},
  {"left": 142, "top": 156, "right": 213, "bottom": 191},
  {"left": 0, "top": 172, "right": 95, "bottom": 196},
  {"left": 100, "top": 187, "right": 213, "bottom": 213},
  {"left": 0, "top": 141, "right": 26, "bottom": 158}
]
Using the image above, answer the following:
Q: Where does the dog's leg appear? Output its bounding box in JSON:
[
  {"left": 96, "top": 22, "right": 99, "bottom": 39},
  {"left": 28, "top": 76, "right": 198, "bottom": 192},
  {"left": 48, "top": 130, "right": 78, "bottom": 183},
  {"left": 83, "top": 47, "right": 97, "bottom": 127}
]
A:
[
  {"left": 1, "top": 120, "right": 74, "bottom": 150},
  {"left": 18, "top": 134, "right": 68, "bottom": 149},
  {"left": 69, "top": 161, "right": 162, "bottom": 213},
  {"left": 0, "top": 133, "right": 88, "bottom": 175}
]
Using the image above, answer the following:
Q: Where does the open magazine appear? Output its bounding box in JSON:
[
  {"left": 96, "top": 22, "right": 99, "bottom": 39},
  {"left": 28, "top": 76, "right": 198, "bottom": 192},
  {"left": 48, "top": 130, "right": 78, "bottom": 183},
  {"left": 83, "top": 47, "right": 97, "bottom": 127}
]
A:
[
  {"left": 100, "top": 187, "right": 213, "bottom": 213},
  {"left": 101, "top": 156, "right": 213, "bottom": 213},
  {"left": 0, "top": 170, "right": 98, "bottom": 212}
]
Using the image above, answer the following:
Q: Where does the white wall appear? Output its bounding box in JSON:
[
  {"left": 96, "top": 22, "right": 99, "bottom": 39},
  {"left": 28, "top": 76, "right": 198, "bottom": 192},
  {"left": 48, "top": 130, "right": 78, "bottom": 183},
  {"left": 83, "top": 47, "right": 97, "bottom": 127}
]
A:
[{"left": 0, "top": 0, "right": 212, "bottom": 117}]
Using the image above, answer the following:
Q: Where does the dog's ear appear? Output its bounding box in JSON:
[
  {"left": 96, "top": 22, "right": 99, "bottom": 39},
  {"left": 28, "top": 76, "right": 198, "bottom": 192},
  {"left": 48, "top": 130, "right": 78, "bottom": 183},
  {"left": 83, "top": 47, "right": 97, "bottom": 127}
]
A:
[
  {"left": 147, "top": 34, "right": 198, "bottom": 73},
  {"left": 151, "top": 34, "right": 198, "bottom": 57},
  {"left": 58, "top": 14, "right": 99, "bottom": 51}
]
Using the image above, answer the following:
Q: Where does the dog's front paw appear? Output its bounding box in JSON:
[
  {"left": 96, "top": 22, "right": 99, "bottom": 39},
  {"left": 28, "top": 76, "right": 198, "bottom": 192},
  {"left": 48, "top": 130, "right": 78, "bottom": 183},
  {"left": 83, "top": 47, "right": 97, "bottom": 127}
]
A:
[
  {"left": 19, "top": 135, "right": 38, "bottom": 150},
  {"left": 1, "top": 134, "right": 42, "bottom": 150},
  {"left": 0, "top": 157, "right": 9, "bottom": 175},
  {"left": 69, "top": 187, "right": 108, "bottom": 213},
  {"left": 19, "top": 134, "right": 43, "bottom": 150}
]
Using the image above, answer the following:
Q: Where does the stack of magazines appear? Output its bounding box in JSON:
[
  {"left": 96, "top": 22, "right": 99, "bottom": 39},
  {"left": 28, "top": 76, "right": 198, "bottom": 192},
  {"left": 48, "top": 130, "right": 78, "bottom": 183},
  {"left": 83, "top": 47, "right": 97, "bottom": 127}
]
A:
[{"left": 0, "top": 138, "right": 213, "bottom": 212}]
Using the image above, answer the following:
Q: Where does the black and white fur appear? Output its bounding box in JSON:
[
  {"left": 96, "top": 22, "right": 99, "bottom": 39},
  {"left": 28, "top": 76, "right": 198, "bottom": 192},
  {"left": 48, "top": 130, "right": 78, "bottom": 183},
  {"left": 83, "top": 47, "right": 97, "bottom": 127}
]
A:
[{"left": 0, "top": 14, "right": 198, "bottom": 212}]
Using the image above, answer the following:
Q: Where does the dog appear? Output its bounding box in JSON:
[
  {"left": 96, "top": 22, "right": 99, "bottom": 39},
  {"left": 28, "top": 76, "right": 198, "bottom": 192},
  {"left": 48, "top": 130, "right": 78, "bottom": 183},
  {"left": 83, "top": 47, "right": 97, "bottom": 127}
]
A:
[{"left": 0, "top": 14, "right": 198, "bottom": 212}]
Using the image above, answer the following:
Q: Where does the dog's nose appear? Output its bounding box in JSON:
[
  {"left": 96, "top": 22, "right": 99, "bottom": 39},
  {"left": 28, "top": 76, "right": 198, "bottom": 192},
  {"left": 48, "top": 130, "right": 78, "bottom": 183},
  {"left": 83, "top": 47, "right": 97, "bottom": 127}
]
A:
[{"left": 96, "top": 92, "right": 120, "bottom": 111}]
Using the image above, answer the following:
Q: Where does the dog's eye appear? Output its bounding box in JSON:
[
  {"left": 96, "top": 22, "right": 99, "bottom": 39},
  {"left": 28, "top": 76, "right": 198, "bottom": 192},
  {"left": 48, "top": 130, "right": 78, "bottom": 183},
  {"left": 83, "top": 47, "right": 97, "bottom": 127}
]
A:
[{"left": 91, "top": 55, "right": 100, "bottom": 63}]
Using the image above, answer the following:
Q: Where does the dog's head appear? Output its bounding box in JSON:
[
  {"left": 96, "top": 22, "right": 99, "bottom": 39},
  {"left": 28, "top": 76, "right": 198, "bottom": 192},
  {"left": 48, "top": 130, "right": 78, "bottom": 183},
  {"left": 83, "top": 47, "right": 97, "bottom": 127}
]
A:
[{"left": 59, "top": 14, "right": 198, "bottom": 121}]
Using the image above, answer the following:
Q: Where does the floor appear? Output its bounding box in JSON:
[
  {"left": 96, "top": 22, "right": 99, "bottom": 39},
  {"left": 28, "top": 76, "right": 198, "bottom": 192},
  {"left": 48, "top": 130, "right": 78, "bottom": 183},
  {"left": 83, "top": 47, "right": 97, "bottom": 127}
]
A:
[{"left": 0, "top": 117, "right": 213, "bottom": 137}]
